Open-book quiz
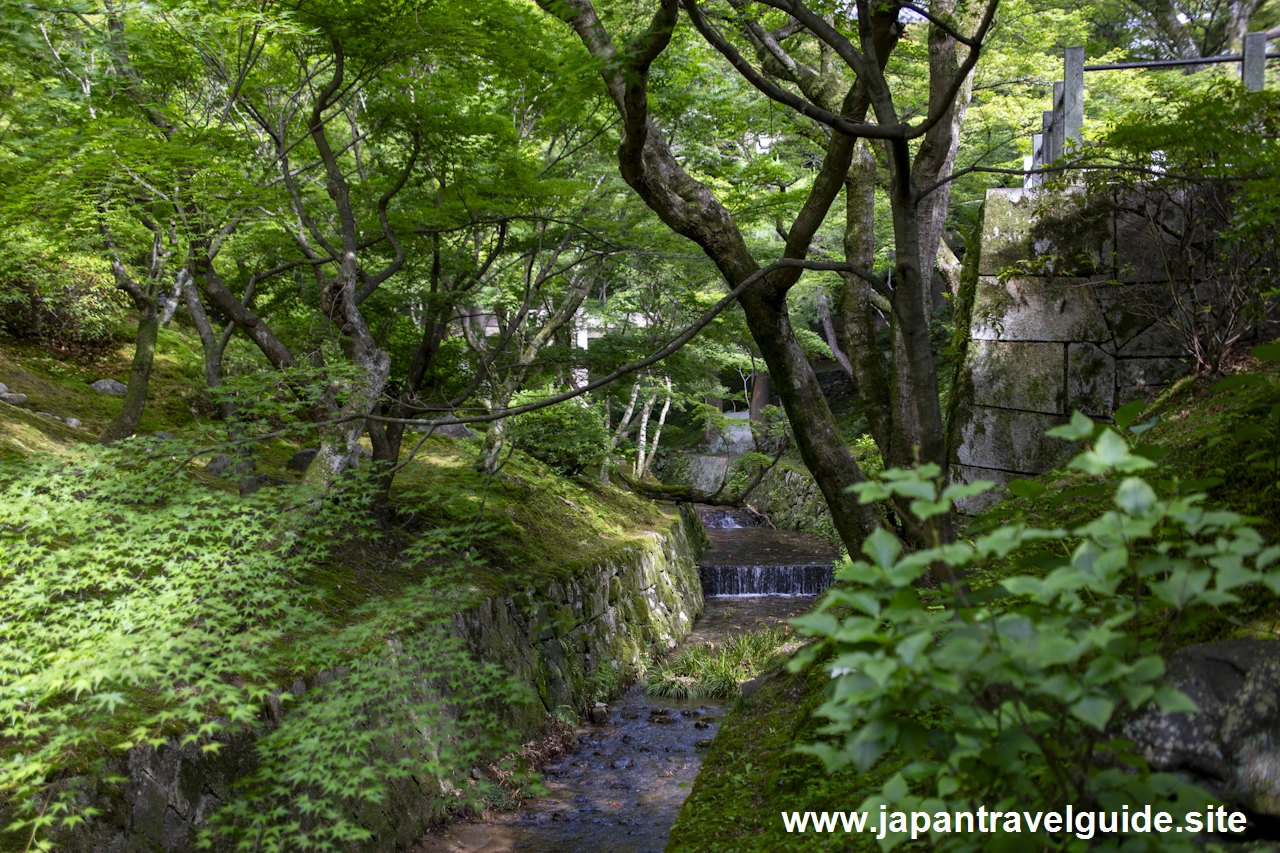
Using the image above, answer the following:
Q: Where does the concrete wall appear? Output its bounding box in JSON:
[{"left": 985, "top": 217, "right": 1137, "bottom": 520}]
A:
[
  {"left": 952, "top": 187, "right": 1190, "bottom": 493},
  {"left": 17, "top": 509, "right": 705, "bottom": 853}
]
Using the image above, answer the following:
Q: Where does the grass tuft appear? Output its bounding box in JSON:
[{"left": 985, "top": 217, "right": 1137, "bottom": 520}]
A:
[{"left": 645, "top": 626, "right": 800, "bottom": 700}]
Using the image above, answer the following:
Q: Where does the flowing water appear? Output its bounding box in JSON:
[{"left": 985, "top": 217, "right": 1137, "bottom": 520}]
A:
[
  {"left": 411, "top": 507, "right": 838, "bottom": 853},
  {"left": 697, "top": 507, "right": 839, "bottom": 596}
]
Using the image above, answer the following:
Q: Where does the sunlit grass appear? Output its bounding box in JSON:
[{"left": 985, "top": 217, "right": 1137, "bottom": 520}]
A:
[{"left": 645, "top": 626, "right": 801, "bottom": 700}]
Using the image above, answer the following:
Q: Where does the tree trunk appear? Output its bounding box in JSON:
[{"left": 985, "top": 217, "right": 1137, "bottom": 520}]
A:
[
  {"left": 633, "top": 390, "right": 657, "bottom": 477},
  {"left": 535, "top": 0, "right": 890, "bottom": 553},
  {"left": 912, "top": 0, "right": 975, "bottom": 319},
  {"left": 602, "top": 378, "right": 642, "bottom": 483},
  {"left": 748, "top": 372, "right": 771, "bottom": 424},
  {"left": 183, "top": 274, "right": 258, "bottom": 496},
  {"left": 840, "top": 142, "right": 894, "bottom": 460},
  {"left": 640, "top": 378, "right": 672, "bottom": 479},
  {"left": 100, "top": 300, "right": 159, "bottom": 444}
]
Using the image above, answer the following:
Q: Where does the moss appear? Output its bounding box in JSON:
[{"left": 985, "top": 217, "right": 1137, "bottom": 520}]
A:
[
  {"left": 753, "top": 462, "right": 840, "bottom": 545},
  {"left": 0, "top": 330, "right": 205, "bottom": 440},
  {"left": 668, "top": 660, "right": 902, "bottom": 853}
]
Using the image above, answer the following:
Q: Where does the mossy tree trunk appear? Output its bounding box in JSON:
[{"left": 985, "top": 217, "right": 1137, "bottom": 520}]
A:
[{"left": 100, "top": 297, "right": 159, "bottom": 444}]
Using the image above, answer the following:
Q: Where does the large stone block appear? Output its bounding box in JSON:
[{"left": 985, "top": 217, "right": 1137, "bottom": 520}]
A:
[
  {"left": 954, "top": 406, "right": 1071, "bottom": 474},
  {"left": 1113, "top": 318, "right": 1186, "bottom": 358},
  {"left": 1066, "top": 343, "right": 1115, "bottom": 417},
  {"left": 965, "top": 340, "right": 1065, "bottom": 413},
  {"left": 1109, "top": 191, "right": 1197, "bottom": 283},
  {"left": 979, "top": 188, "right": 1035, "bottom": 276},
  {"left": 979, "top": 187, "right": 1113, "bottom": 277},
  {"left": 972, "top": 276, "right": 1111, "bottom": 343},
  {"left": 1116, "top": 356, "right": 1187, "bottom": 388}
]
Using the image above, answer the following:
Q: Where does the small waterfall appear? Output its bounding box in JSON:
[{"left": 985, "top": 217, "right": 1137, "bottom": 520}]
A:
[
  {"left": 698, "top": 562, "right": 834, "bottom": 596},
  {"left": 698, "top": 508, "right": 766, "bottom": 530},
  {"left": 695, "top": 510, "right": 838, "bottom": 597}
]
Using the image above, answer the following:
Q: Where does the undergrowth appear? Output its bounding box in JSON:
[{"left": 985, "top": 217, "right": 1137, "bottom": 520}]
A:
[{"left": 645, "top": 626, "right": 798, "bottom": 700}]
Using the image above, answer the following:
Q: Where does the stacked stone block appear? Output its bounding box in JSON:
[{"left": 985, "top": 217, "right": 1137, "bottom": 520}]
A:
[{"left": 953, "top": 187, "right": 1190, "bottom": 490}]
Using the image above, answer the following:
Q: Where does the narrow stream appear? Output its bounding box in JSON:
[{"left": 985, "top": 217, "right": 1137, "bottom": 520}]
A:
[{"left": 412, "top": 508, "right": 836, "bottom": 853}]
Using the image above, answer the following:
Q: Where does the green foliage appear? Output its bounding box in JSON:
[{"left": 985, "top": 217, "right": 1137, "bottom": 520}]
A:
[
  {"left": 646, "top": 626, "right": 796, "bottom": 701},
  {"left": 0, "top": 234, "right": 127, "bottom": 347},
  {"left": 793, "top": 415, "right": 1276, "bottom": 851},
  {"left": 587, "top": 661, "right": 621, "bottom": 705},
  {"left": 507, "top": 392, "right": 609, "bottom": 476},
  {"left": 0, "top": 446, "right": 529, "bottom": 851}
]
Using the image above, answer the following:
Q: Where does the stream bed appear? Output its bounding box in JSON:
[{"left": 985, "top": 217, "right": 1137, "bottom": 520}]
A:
[{"left": 412, "top": 509, "right": 836, "bottom": 853}]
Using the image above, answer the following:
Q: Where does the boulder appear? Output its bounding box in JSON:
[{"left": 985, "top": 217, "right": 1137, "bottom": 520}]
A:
[
  {"left": 431, "top": 422, "right": 477, "bottom": 439},
  {"left": 64, "top": 418, "right": 83, "bottom": 429},
  {"left": 0, "top": 382, "right": 8, "bottom": 394},
  {"left": 205, "top": 454, "right": 234, "bottom": 476},
  {"left": 0, "top": 392, "right": 29, "bottom": 406},
  {"left": 287, "top": 448, "right": 318, "bottom": 472},
  {"left": 1125, "top": 640, "right": 1280, "bottom": 816},
  {"left": 589, "top": 702, "right": 610, "bottom": 724},
  {"left": 90, "top": 378, "right": 128, "bottom": 395}
]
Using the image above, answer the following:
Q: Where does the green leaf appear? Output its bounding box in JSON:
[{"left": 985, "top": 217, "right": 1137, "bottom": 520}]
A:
[
  {"left": 942, "top": 480, "right": 995, "bottom": 501},
  {"left": 1235, "top": 424, "right": 1270, "bottom": 442},
  {"left": 1152, "top": 685, "right": 1199, "bottom": 713},
  {"left": 862, "top": 528, "right": 903, "bottom": 570},
  {"left": 882, "top": 773, "right": 909, "bottom": 802},
  {"left": 1114, "top": 400, "right": 1145, "bottom": 431},
  {"left": 1047, "top": 410, "right": 1096, "bottom": 441},
  {"left": 851, "top": 481, "right": 892, "bottom": 502},
  {"left": 1114, "top": 477, "right": 1157, "bottom": 516},
  {"left": 1006, "top": 478, "right": 1046, "bottom": 500},
  {"left": 1212, "top": 374, "right": 1268, "bottom": 391},
  {"left": 863, "top": 658, "right": 898, "bottom": 686},
  {"left": 1070, "top": 695, "right": 1116, "bottom": 730},
  {"left": 1129, "top": 655, "right": 1165, "bottom": 683},
  {"left": 1149, "top": 568, "right": 1212, "bottom": 609},
  {"left": 791, "top": 612, "right": 840, "bottom": 637},
  {"left": 1215, "top": 562, "right": 1260, "bottom": 591},
  {"left": 1251, "top": 341, "right": 1280, "bottom": 364},
  {"left": 909, "top": 498, "right": 951, "bottom": 519}
]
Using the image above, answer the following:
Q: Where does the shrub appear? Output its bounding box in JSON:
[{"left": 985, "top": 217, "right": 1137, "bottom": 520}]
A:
[
  {"left": 792, "top": 408, "right": 1276, "bottom": 851},
  {"left": 0, "top": 236, "right": 128, "bottom": 347},
  {"left": 507, "top": 392, "right": 608, "bottom": 476},
  {"left": 0, "top": 445, "right": 528, "bottom": 851}
]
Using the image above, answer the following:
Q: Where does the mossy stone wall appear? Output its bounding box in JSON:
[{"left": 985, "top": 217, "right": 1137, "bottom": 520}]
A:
[
  {"left": 751, "top": 465, "right": 837, "bottom": 543},
  {"left": 954, "top": 187, "right": 1191, "bottom": 501}
]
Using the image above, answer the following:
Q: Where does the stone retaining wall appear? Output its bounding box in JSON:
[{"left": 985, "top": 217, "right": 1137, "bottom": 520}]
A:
[
  {"left": 751, "top": 465, "right": 837, "bottom": 544},
  {"left": 952, "top": 187, "right": 1191, "bottom": 493},
  {"left": 21, "top": 509, "right": 705, "bottom": 853}
]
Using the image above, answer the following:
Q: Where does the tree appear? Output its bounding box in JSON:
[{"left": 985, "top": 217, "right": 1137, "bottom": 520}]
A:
[{"left": 535, "top": 0, "right": 998, "bottom": 550}]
